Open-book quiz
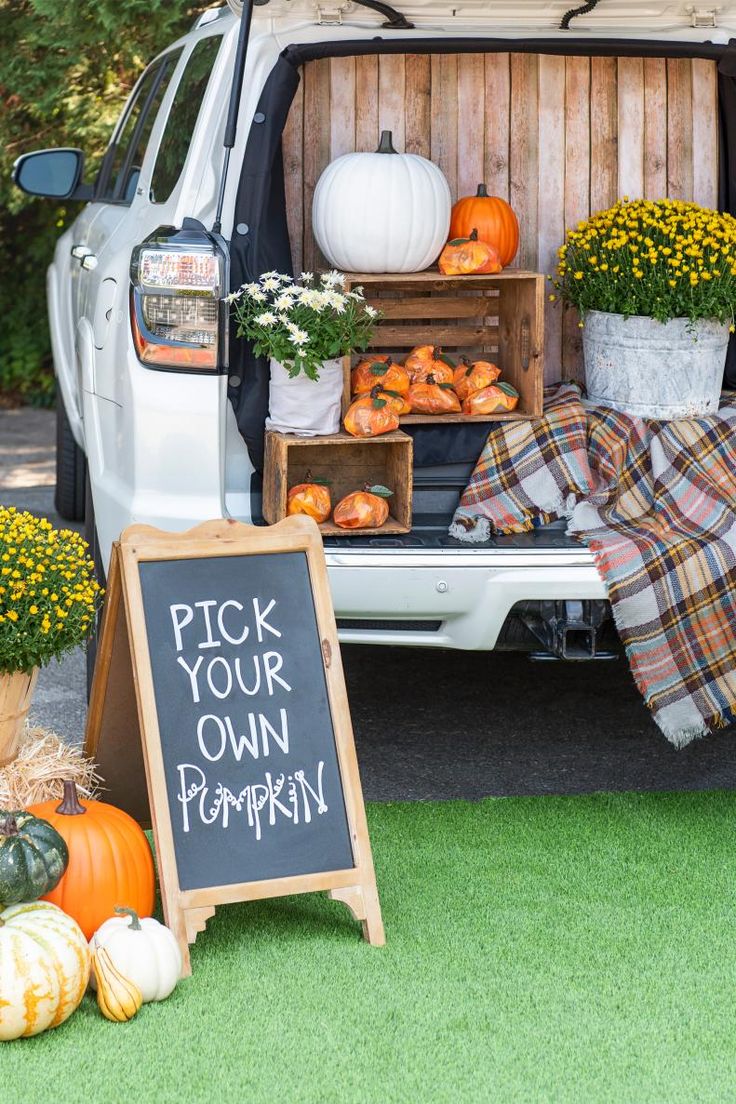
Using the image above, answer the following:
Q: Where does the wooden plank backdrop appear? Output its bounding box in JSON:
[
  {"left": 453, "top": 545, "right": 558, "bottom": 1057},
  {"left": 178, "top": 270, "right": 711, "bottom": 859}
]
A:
[{"left": 284, "top": 53, "right": 719, "bottom": 381}]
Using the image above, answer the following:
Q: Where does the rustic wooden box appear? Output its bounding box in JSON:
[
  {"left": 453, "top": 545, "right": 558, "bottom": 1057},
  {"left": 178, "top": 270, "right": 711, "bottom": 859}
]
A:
[
  {"left": 263, "top": 430, "right": 413, "bottom": 536},
  {"left": 342, "top": 270, "right": 545, "bottom": 422}
]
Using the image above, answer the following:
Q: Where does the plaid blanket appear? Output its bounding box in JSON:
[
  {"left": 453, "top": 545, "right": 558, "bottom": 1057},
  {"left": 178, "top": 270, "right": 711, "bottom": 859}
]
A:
[{"left": 450, "top": 384, "right": 736, "bottom": 747}]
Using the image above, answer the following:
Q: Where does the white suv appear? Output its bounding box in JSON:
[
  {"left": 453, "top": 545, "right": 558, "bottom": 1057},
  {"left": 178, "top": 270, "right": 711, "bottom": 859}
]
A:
[{"left": 14, "top": 0, "right": 733, "bottom": 658}]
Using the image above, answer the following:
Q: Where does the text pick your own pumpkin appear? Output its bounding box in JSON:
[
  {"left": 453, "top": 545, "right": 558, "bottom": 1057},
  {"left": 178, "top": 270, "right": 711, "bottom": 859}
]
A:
[
  {"left": 449, "top": 184, "right": 520, "bottom": 267},
  {"left": 29, "top": 781, "right": 155, "bottom": 941},
  {"left": 0, "top": 901, "right": 89, "bottom": 1040},
  {"left": 0, "top": 810, "right": 68, "bottom": 906},
  {"left": 90, "top": 907, "right": 182, "bottom": 1001},
  {"left": 313, "top": 130, "right": 451, "bottom": 273}
]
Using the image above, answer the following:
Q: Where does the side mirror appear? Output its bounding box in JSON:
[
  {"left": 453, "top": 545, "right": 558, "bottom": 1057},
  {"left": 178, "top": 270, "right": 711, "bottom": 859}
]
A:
[{"left": 12, "top": 148, "right": 91, "bottom": 200}]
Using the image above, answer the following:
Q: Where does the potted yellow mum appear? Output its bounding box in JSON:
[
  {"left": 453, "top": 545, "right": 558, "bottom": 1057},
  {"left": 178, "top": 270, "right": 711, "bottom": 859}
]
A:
[
  {"left": 0, "top": 507, "right": 102, "bottom": 765},
  {"left": 552, "top": 198, "right": 736, "bottom": 419}
]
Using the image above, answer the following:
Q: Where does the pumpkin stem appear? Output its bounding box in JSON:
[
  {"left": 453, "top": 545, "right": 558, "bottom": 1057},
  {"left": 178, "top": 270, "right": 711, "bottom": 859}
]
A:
[
  {"left": 469, "top": 228, "right": 479, "bottom": 241},
  {"left": 56, "top": 780, "right": 87, "bottom": 816},
  {"left": 425, "top": 373, "right": 437, "bottom": 385},
  {"left": 476, "top": 183, "right": 489, "bottom": 197},
  {"left": 115, "top": 906, "right": 142, "bottom": 931},
  {"left": 0, "top": 814, "right": 19, "bottom": 837},
  {"left": 376, "top": 130, "right": 398, "bottom": 155}
]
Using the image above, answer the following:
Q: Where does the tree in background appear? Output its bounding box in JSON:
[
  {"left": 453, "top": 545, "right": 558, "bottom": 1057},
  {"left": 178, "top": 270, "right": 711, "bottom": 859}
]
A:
[{"left": 0, "top": 0, "right": 212, "bottom": 404}]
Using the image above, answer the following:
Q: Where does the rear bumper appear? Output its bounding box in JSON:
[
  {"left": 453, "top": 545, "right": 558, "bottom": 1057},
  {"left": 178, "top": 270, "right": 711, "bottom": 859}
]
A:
[{"left": 325, "top": 546, "right": 605, "bottom": 649}]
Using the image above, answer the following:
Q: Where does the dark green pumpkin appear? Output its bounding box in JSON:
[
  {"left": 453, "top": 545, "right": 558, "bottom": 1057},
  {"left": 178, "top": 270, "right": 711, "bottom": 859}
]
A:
[{"left": 0, "top": 810, "right": 69, "bottom": 905}]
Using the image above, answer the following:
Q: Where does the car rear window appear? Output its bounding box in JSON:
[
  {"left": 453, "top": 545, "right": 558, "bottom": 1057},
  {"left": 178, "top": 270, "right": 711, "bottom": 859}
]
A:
[{"left": 149, "top": 35, "right": 223, "bottom": 205}]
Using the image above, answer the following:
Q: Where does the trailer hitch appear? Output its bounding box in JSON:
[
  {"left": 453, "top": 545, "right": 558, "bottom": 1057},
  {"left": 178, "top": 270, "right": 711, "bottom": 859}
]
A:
[{"left": 520, "top": 599, "right": 616, "bottom": 661}]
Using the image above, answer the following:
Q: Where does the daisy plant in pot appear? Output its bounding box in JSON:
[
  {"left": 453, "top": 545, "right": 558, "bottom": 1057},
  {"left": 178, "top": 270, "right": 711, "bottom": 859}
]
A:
[
  {"left": 230, "top": 270, "right": 380, "bottom": 436},
  {"left": 551, "top": 198, "right": 736, "bottom": 419},
  {"left": 0, "top": 507, "right": 102, "bottom": 765}
]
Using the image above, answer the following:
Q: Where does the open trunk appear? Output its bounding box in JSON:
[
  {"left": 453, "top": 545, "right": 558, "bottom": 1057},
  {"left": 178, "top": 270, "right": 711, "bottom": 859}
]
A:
[{"left": 232, "top": 42, "right": 721, "bottom": 545}]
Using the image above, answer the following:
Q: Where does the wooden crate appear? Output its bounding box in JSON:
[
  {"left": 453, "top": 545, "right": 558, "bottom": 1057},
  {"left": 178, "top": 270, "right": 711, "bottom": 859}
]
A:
[
  {"left": 342, "top": 270, "right": 545, "bottom": 423},
  {"left": 263, "top": 430, "right": 413, "bottom": 536}
]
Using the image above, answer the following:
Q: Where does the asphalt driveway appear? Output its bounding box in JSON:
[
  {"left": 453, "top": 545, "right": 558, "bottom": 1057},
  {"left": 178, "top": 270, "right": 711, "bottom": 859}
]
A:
[{"left": 2, "top": 406, "right": 736, "bottom": 800}]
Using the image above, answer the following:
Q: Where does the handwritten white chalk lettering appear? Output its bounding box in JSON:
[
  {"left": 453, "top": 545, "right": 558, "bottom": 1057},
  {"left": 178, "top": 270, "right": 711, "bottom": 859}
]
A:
[
  {"left": 168, "top": 597, "right": 281, "bottom": 653},
  {"left": 176, "top": 761, "right": 328, "bottom": 838},
  {"left": 196, "top": 708, "right": 290, "bottom": 762},
  {"left": 175, "top": 651, "right": 292, "bottom": 704}
]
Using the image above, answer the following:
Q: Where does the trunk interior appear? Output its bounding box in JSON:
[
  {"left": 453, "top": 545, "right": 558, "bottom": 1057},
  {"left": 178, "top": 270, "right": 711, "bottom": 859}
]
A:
[{"left": 255, "top": 47, "right": 720, "bottom": 546}]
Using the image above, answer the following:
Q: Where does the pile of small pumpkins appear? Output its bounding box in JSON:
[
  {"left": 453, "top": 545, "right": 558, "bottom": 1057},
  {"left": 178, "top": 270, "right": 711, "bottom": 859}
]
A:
[
  {"left": 343, "top": 346, "right": 519, "bottom": 437},
  {"left": 0, "top": 780, "right": 180, "bottom": 1041},
  {"left": 438, "top": 185, "right": 520, "bottom": 276},
  {"left": 287, "top": 480, "right": 393, "bottom": 530}
]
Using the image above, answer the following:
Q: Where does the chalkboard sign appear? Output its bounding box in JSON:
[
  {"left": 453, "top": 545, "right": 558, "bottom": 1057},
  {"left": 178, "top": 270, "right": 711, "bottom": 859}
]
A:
[{"left": 85, "top": 518, "right": 384, "bottom": 975}]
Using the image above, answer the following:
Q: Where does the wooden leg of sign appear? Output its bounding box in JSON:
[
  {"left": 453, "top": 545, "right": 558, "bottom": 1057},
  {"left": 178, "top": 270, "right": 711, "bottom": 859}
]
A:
[
  {"left": 328, "top": 884, "right": 385, "bottom": 946},
  {"left": 184, "top": 906, "right": 217, "bottom": 947}
]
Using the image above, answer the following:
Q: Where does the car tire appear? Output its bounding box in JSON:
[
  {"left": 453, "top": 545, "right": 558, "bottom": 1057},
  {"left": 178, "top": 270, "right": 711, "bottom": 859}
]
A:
[
  {"left": 84, "top": 474, "right": 105, "bottom": 700},
  {"left": 55, "top": 396, "right": 86, "bottom": 522}
]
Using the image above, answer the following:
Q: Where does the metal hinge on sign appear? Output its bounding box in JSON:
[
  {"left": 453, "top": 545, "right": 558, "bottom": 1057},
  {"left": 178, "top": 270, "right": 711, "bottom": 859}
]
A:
[
  {"left": 315, "top": 2, "right": 350, "bottom": 23},
  {"left": 687, "top": 6, "right": 720, "bottom": 27}
]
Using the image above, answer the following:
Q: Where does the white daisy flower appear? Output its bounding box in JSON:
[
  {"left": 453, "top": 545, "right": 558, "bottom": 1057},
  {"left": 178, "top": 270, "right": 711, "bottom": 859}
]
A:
[
  {"left": 225, "top": 290, "right": 243, "bottom": 303},
  {"left": 261, "top": 277, "right": 280, "bottom": 292},
  {"left": 364, "top": 305, "right": 378, "bottom": 318},
  {"left": 251, "top": 290, "right": 267, "bottom": 302},
  {"left": 254, "top": 310, "right": 278, "bottom": 326},
  {"left": 274, "top": 294, "right": 295, "bottom": 311},
  {"left": 300, "top": 272, "right": 314, "bottom": 283},
  {"left": 321, "top": 270, "right": 345, "bottom": 288},
  {"left": 241, "top": 282, "right": 260, "bottom": 295}
]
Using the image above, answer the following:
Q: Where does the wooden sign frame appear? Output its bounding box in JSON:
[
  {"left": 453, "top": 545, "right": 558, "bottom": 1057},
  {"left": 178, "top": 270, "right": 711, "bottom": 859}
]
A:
[{"left": 84, "top": 517, "right": 384, "bottom": 975}]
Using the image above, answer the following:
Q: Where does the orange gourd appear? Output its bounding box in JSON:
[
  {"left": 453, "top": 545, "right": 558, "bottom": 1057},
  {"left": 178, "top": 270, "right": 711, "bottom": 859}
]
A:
[
  {"left": 462, "top": 381, "right": 520, "bottom": 415},
  {"left": 344, "top": 387, "right": 400, "bottom": 437},
  {"left": 29, "top": 781, "right": 155, "bottom": 941},
  {"left": 351, "top": 356, "right": 410, "bottom": 396},
  {"left": 404, "top": 345, "right": 436, "bottom": 375},
  {"left": 439, "top": 229, "right": 502, "bottom": 276},
  {"left": 407, "top": 375, "right": 461, "bottom": 415},
  {"left": 449, "top": 184, "right": 520, "bottom": 266},
  {"left": 452, "top": 356, "right": 501, "bottom": 402},
  {"left": 287, "top": 482, "right": 331, "bottom": 523},
  {"left": 333, "top": 486, "right": 392, "bottom": 529}
]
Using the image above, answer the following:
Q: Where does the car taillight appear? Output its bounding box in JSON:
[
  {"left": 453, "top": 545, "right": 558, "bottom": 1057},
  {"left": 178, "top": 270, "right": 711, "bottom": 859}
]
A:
[{"left": 130, "top": 220, "right": 229, "bottom": 372}]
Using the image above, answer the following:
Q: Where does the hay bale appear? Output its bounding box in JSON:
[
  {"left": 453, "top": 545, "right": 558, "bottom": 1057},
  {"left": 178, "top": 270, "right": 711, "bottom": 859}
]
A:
[{"left": 0, "top": 726, "right": 100, "bottom": 808}]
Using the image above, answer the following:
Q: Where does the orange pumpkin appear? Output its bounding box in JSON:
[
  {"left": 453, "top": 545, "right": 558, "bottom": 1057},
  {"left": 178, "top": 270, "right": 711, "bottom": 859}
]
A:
[
  {"left": 452, "top": 357, "right": 501, "bottom": 402},
  {"left": 333, "top": 488, "right": 391, "bottom": 529},
  {"left": 351, "top": 356, "right": 410, "bottom": 396},
  {"left": 344, "top": 387, "right": 400, "bottom": 437},
  {"left": 439, "top": 229, "right": 502, "bottom": 276},
  {"left": 404, "top": 345, "right": 436, "bottom": 375},
  {"left": 408, "top": 375, "right": 461, "bottom": 415},
  {"left": 462, "top": 381, "right": 520, "bottom": 415},
  {"left": 28, "top": 782, "right": 155, "bottom": 941},
  {"left": 410, "top": 358, "right": 455, "bottom": 386},
  {"left": 287, "top": 482, "right": 331, "bottom": 523},
  {"left": 449, "top": 184, "right": 520, "bottom": 266}
]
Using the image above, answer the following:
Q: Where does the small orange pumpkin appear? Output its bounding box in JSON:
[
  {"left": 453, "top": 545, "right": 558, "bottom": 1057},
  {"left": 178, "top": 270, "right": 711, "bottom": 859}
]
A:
[
  {"left": 333, "top": 486, "right": 392, "bottom": 529},
  {"left": 439, "top": 229, "right": 502, "bottom": 276},
  {"left": 449, "top": 184, "right": 520, "bottom": 266},
  {"left": 462, "top": 381, "right": 520, "bottom": 415},
  {"left": 344, "top": 387, "right": 400, "bottom": 437},
  {"left": 404, "top": 345, "right": 436, "bottom": 375},
  {"left": 379, "top": 388, "right": 412, "bottom": 415},
  {"left": 351, "top": 356, "right": 410, "bottom": 396},
  {"left": 29, "top": 781, "right": 155, "bottom": 941},
  {"left": 287, "top": 482, "right": 332, "bottom": 523},
  {"left": 452, "top": 357, "right": 501, "bottom": 402},
  {"left": 408, "top": 375, "right": 461, "bottom": 415}
]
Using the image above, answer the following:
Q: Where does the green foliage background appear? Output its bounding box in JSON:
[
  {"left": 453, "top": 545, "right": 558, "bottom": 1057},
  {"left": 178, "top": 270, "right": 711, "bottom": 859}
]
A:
[{"left": 0, "top": 0, "right": 212, "bottom": 405}]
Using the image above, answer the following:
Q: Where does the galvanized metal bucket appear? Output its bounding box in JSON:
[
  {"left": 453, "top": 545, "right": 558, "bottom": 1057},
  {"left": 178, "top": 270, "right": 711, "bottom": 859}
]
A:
[{"left": 582, "top": 311, "right": 729, "bottom": 420}]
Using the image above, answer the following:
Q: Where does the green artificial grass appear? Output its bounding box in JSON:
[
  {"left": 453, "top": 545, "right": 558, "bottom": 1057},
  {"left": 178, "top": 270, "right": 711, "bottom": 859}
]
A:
[{"left": 5, "top": 792, "right": 736, "bottom": 1104}]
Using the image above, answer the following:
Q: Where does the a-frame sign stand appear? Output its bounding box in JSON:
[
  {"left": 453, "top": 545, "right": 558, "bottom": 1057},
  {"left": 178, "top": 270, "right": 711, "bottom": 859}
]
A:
[{"left": 84, "top": 518, "right": 385, "bottom": 975}]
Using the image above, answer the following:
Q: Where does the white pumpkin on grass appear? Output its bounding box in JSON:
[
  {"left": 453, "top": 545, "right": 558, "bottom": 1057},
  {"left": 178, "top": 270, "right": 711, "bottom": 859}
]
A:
[
  {"left": 312, "top": 130, "right": 451, "bottom": 273},
  {"left": 0, "top": 901, "right": 89, "bottom": 1040},
  {"left": 89, "top": 907, "right": 182, "bottom": 1002}
]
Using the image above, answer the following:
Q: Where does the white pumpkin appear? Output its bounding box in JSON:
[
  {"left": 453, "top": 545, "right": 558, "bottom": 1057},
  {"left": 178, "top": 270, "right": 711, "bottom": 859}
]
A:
[
  {"left": 89, "top": 907, "right": 181, "bottom": 1002},
  {"left": 312, "top": 130, "right": 451, "bottom": 274},
  {"left": 0, "top": 901, "right": 90, "bottom": 1040}
]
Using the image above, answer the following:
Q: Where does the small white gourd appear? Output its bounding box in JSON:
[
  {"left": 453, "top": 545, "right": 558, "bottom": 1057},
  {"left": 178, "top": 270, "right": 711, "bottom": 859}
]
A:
[{"left": 89, "top": 906, "right": 182, "bottom": 1003}]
